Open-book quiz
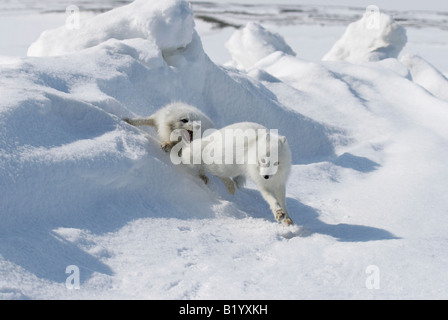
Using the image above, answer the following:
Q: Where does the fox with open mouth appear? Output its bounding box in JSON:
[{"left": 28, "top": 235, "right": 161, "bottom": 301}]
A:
[{"left": 123, "top": 102, "right": 215, "bottom": 152}]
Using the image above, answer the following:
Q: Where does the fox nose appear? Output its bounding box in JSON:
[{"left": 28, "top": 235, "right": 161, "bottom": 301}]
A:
[{"left": 263, "top": 175, "right": 270, "bottom": 180}]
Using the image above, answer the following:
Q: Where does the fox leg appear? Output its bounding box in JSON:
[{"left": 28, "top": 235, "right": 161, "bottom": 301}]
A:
[
  {"left": 275, "top": 186, "right": 293, "bottom": 226},
  {"left": 233, "top": 175, "right": 246, "bottom": 190},
  {"left": 198, "top": 166, "right": 209, "bottom": 185},
  {"left": 123, "top": 117, "right": 156, "bottom": 127},
  {"left": 259, "top": 187, "right": 293, "bottom": 226},
  {"left": 219, "top": 177, "right": 236, "bottom": 195}
]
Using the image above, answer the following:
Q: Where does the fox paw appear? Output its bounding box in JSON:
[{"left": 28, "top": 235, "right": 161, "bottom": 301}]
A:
[
  {"left": 200, "top": 174, "right": 209, "bottom": 185},
  {"left": 282, "top": 217, "right": 294, "bottom": 226},
  {"left": 274, "top": 209, "right": 286, "bottom": 222},
  {"left": 161, "top": 142, "right": 173, "bottom": 153},
  {"left": 274, "top": 209, "right": 294, "bottom": 226}
]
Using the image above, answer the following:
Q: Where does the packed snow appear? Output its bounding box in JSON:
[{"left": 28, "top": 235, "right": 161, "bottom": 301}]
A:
[
  {"left": 225, "top": 22, "right": 296, "bottom": 70},
  {"left": 322, "top": 9, "right": 407, "bottom": 63},
  {"left": 1, "top": 0, "right": 448, "bottom": 300},
  {"left": 400, "top": 53, "right": 448, "bottom": 102},
  {"left": 27, "top": 0, "right": 195, "bottom": 57}
]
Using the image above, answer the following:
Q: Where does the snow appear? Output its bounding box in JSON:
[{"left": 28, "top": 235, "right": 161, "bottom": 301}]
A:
[
  {"left": 27, "top": 0, "right": 195, "bottom": 57},
  {"left": 322, "top": 11, "right": 407, "bottom": 63},
  {"left": 225, "top": 22, "right": 296, "bottom": 70},
  {"left": 400, "top": 53, "right": 448, "bottom": 102},
  {"left": 1, "top": 0, "right": 448, "bottom": 300}
]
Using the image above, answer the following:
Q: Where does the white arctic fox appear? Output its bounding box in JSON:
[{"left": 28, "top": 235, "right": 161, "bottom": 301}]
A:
[
  {"left": 179, "top": 122, "right": 293, "bottom": 226},
  {"left": 124, "top": 102, "right": 215, "bottom": 152}
]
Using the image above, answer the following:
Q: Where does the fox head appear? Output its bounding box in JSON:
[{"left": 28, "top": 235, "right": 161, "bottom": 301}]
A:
[{"left": 257, "top": 132, "right": 288, "bottom": 180}]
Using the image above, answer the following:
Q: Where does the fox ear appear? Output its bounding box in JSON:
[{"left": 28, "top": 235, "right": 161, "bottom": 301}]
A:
[{"left": 280, "top": 136, "right": 287, "bottom": 144}]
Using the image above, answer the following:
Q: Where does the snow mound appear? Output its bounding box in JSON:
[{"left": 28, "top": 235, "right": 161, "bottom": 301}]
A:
[
  {"left": 401, "top": 53, "right": 448, "bottom": 101},
  {"left": 2, "top": 1, "right": 334, "bottom": 283},
  {"left": 27, "top": 0, "right": 195, "bottom": 57},
  {"left": 323, "top": 10, "right": 407, "bottom": 63},
  {"left": 2, "top": 0, "right": 448, "bottom": 300},
  {"left": 225, "top": 22, "right": 296, "bottom": 70}
]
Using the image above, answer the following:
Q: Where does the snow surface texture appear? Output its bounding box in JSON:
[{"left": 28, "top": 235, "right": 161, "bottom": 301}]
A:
[{"left": 1, "top": 0, "right": 448, "bottom": 299}]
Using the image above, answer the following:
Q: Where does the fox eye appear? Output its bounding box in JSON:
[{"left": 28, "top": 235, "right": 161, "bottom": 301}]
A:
[
  {"left": 274, "top": 161, "right": 279, "bottom": 166},
  {"left": 180, "top": 119, "right": 189, "bottom": 123}
]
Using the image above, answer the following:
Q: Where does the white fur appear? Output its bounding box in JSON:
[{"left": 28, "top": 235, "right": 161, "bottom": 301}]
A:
[
  {"left": 182, "top": 122, "right": 293, "bottom": 225},
  {"left": 124, "top": 102, "right": 215, "bottom": 152}
]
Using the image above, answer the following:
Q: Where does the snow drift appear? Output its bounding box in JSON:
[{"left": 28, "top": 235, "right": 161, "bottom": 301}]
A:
[
  {"left": 225, "top": 22, "right": 296, "bottom": 70},
  {"left": 1, "top": 0, "right": 334, "bottom": 293},
  {"left": 401, "top": 53, "right": 448, "bottom": 102},
  {"left": 1, "top": 0, "right": 448, "bottom": 299},
  {"left": 27, "top": 0, "right": 195, "bottom": 57},
  {"left": 322, "top": 10, "right": 407, "bottom": 63}
]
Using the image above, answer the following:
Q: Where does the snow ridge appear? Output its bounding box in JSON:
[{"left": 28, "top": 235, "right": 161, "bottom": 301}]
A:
[
  {"left": 1, "top": 0, "right": 448, "bottom": 299},
  {"left": 323, "top": 11, "right": 407, "bottom": 63},
  {"left": 28, "top": 0, "right": 195, "bottom": 57}
]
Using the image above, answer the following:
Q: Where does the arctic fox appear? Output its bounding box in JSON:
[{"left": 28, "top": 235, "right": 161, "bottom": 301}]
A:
[
  {"left": 123, "top": 102, "right": 215, "bottom": 152},
  {"left": 180, "top": 122, "right": 293, "bottom": 226}
]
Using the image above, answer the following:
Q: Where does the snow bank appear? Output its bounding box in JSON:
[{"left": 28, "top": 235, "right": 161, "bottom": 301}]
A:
[
  {"left": 2, "top": 0, "right": 448, "bottom": 300},
  {"left": 27, "top": 0, "right": 195, "bottom": 57},
  {"left": 2, "top": 0, "right": 335, "bottom": 288},
  {"left": 401, "top": 53, "right": 448, "bottom": 101},
  {"left": 25, "top": 2, "right": 333, "bottom": 162},
  {"left": 323, "top": 10, "right": 407, "bottom": 63},
  {"left": 225, "top": 22, "right": 296, "bottom": 70}
]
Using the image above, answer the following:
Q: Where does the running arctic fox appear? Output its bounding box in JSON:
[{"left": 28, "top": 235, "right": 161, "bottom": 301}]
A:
[
  {"left": 124, "top": 102, "right": 215, "bottom": 152},
  {"left": 180, "top": 122, "right": 293, "bottom": 226}
]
